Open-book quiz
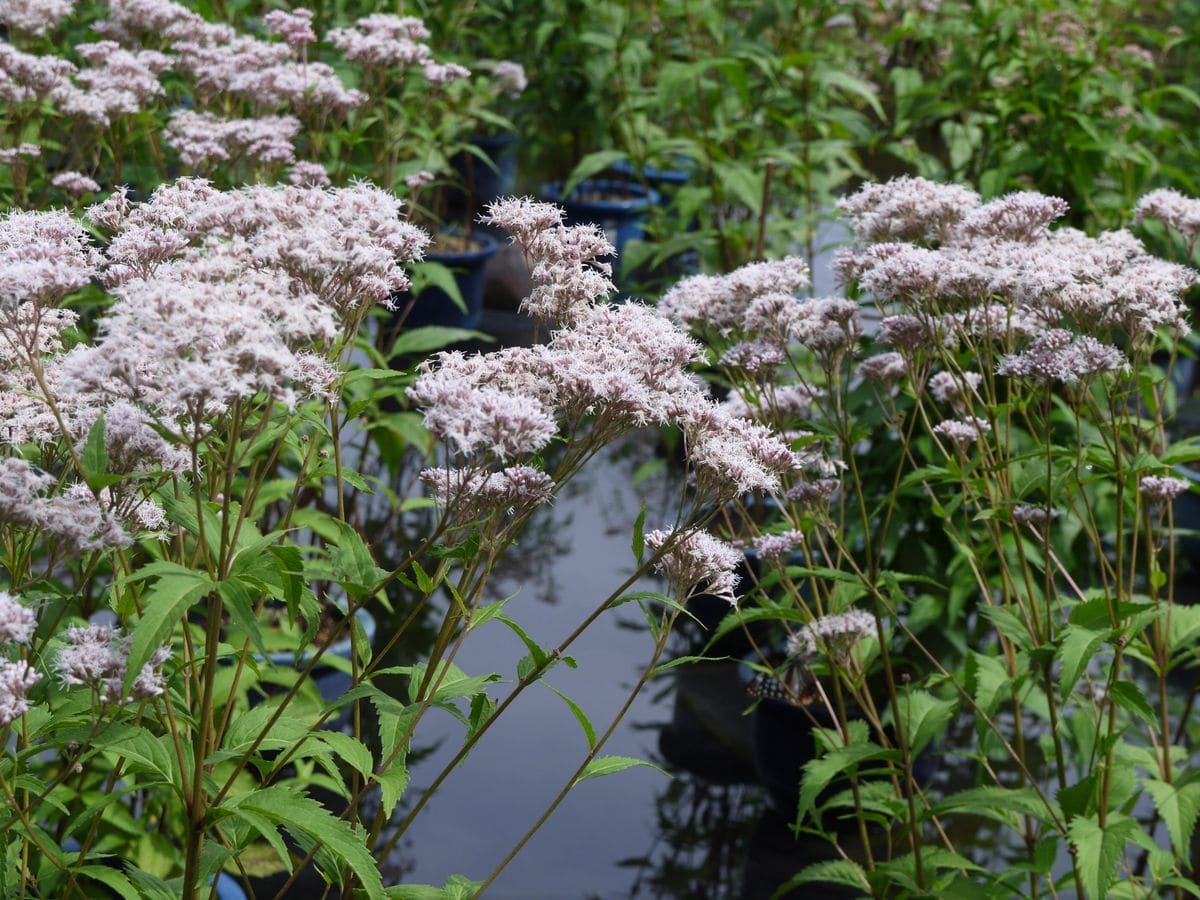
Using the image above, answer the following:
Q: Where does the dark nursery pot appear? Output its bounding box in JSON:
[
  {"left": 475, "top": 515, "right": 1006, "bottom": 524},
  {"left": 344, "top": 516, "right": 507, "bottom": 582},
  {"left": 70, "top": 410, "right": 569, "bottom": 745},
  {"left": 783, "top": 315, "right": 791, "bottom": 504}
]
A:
[
  {"left": 540, "top": 178, "right": 658, "bottom": 283},
  {"left": 449, "top": 133, "right": 521, "bottom": 225},
  {"left": 657, "top": 659, "right": 759, "bottom": 784},
  {"left": 400, "top": 231, "right": 500, "bottom": 331}
]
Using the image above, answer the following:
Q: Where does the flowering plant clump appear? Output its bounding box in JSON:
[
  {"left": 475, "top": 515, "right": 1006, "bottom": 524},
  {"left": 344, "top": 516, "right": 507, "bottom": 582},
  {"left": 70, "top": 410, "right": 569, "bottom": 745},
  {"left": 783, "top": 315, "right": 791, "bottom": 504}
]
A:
[
  {"left": 0, "top": 1, "right": 522, "bottom": 210},
  {"left": 662, "top": 175, "right": 1200, "bottom": 895},
  {"left": 0, "top": 162, "right": 807, "bottom": 895}
]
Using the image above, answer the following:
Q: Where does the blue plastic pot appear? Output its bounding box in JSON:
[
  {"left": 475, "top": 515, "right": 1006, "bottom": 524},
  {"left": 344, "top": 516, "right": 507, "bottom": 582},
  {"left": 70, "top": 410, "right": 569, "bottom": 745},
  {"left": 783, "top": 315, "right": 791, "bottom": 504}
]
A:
[
  {"left": 540, "top": 179, "right": 658, "bottom": 281},
  {"left": 608, "top": 157, "right": 693, "bottom": 192},
  {"left": 401, "top": 231, "right": 500, "bottom": 331}
]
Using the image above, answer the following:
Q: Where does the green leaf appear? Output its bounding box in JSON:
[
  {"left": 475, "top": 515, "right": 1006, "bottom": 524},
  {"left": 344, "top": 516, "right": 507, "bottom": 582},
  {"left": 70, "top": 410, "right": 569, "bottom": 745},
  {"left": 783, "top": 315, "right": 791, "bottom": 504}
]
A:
[
  {"left": 81, "top": 414, "right": 108, "bottom": 487},
  {"left": 374, "top": 753, "right": 410, "bottom": 819},
  {"left": 770, "top": 859, "right": 870, "bottom": 897},
  {"left": 387, "top": 327, "right": 492, "bottom": 357},
  {"left": 124, "top": 573, "right": 212, "bottom": 697},
  {"left": 713, "top": 160, "right": 764, "bottom": 215},
  {"left": 409, "top": 261, "right": 466, "bottom": 314},
  {"left": 75, "top": 866, "right": 138, "bottom": 899},
  {"left": 329, "top": 521, "right": 384, "bottom": 600},
  {"left": 316, "top": 732, "right": 374, "bottom": 779},
  {"left": 386, "top": 876, "right": 484, "bottom": 900},
  {"left": 1068, "top": 812, "right": 1138, "bottom": 899},
  {"left": 218, "top": 577, "right": 267, "bottom": 660},
  {"left": 468, "top": 595, "right": 512, "bottom": 632},
  {"left": 890, "top": 690, "right": 956, "bottom": 756},
  {"left": 230, "top": 786, "right": 383, "bottom": 899},
  {"left": 575, "top": 755, "right": 665, "bottom": 784},
  {"left": 1145, "top": 778, "right": 1200, "bottom": 860},
  {"left": 1109, "top": 681, "right": 1157, "bottom": 729},
  {"left": 230, "top": 807, "right": 293, "bottom": 875},
  {"left": 797, "top": 742, "right": 899, "bottom": 822},
  {"left": 937, "top": 786, "right": 1059, "bottom": 826},
  {"left": 562, "top": 149, "right": 628, "bottom": 199},
  {"left": 545, "top": 685, "right": 596, "bottom": 750},
  {"left": 631, "top": 501, "right": 647, "bottom": 565},
  {"left": 1057, "top": 623, "right": 1108, "bottom": 697}
]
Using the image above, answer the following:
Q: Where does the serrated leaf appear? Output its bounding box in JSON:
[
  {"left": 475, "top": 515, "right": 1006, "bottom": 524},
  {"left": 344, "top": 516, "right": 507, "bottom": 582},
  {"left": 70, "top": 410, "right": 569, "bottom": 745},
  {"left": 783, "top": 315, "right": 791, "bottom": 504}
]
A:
[
  {"left": 937, "top": 785, "right": 1059, "bottom": 826},
  {"left": 770, "top": 858, "right": 870, "bottom": 896},
  {"left": 1068, "top": 812, "right": 1138, "bottom": 900},
  {"left": 468, "top": 595, "right": 512, "bottom": 632},
  {"left": 317, "top": 732, "right": 374, "bottom": 779},
  {"left": 1057, "top": 623, "right": 1108, "bottom": 697},
  {"left": 75, "top": 866, "right": 137, "bottom": 899},
  {"left": 1109, "top": 681, "right": 1157, "bottom": 729},
  {"left": 329, "top": 521, "right": 384, "bottom": 600},
  {"left": 890, "top": 690, "right": 956, "bottom": 756},
  {"left": 124, "top": 574, "right": 212, "bottom": 697},
  {"left": 218, "top": 577, "right": 267, "bottom": 660},
  {"left": 374, "top": 754, "right": 410, "bottom": 819},
  {"left": 797, "top": 742, "right": 898, "bottom": 822},
  {"left": 230, "top": 807, "right": 293, "bottom": 875},
  {"left": 1145, "top": 778, "right": 1200, "bottom": 860},
  {"left": 575, "top": 755, "right": 665, "bottom": 784},
  {"left": 231, "top": 786, "right": 383, "bottom": 899}
]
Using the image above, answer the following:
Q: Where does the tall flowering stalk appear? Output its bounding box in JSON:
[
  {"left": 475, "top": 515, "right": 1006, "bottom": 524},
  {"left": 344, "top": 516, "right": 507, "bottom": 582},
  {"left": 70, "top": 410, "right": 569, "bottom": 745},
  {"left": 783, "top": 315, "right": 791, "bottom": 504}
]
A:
[{"left": 662, "top": 176, "right": 1200, "bottom": 896}]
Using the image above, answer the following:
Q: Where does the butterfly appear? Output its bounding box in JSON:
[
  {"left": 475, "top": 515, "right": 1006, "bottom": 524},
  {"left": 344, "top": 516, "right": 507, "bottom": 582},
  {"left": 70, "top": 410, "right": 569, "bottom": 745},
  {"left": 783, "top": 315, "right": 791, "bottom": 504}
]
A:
[{"left": 746, "top": 660, "right": 821, "bottom": 707}]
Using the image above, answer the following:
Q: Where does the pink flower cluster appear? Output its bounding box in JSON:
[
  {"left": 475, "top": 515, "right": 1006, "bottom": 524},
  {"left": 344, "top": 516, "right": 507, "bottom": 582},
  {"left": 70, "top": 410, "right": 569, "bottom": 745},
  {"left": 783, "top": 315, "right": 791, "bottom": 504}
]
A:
[
  {"left": 645, "top": 528, "right": 743, "bottom": 604},
  {"left": 481, "top": 197, "right": 617, "bottom": 323},
  {"left": 328, "top": 14, "right": 432, "bottom": 67},
  {"left": 1134, "top": 189, "right": 1200, "bottom": 242},
  {"left": 410, "top": 198, "right": 804, "bottom": 516},
  {"left": 0, "top": 459, "right": 131, "bottom": 552},
  {"left": 0, "top": 0, "right": 74, "bottom": 36},
  {"left": 658, "top": 257, "right": 811, "bottom": 335},
  {"left": 836, "top": 179, "right": 1197, "bottom": 350},
  {"left": 165, "top": 110, "right": 300, "bottom": 169},
  {"left": 51, "top": 179, "right": 425, "bottom": 417},
  {"left": 420, "top": 466, "right": 555, "bottom": 526},
  {"left": 55, "top": 624, "right": 171, "bottom": 703},
  {"left": 263, "top": 8, "right": 317, "bottom": 52}
]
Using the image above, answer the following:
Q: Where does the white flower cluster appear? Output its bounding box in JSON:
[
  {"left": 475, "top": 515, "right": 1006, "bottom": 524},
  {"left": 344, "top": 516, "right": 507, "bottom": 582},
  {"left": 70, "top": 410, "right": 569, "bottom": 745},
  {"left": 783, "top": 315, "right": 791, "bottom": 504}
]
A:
[
  {"left": 645, "top": 528, "right": 743, "bottom": 605},
  {"left": 933, "top": 416, "right": 992, "bottom": 447},
  {"left": 0, "top": 592, "right": 39, "bottom": 727},
  {"left": 752, "top": 530, "right": 805, "bottom": 563},
  {"left": 0, "top": 0, "right": 75, "bottom": 35},
  {"left": 997, "top": 329, "right": 1128, "bottom": 385},
  {"left": 1139, "top": 475, "right": 1192, "bottom": 504},
  {"left": 410, "top": 202, "right": 805, "bottom": 516},
  {"left": 420, "top": 466, "right": 555, "bottom": 526},
  {"left": 481, "top": 197, "right": 617, "bottom": 324},
  {"left": 658, "top": 257, "right": 811, "bottom": 336},
  {"left": 328, "top": 13, "right": 469, "bottom": 86},
  {"left": 786, "top": 608, "right": 877, "bottom": 662},
  {"left": 836, "top": 178, "right": 1196, "bottom": 349},
  {"left": 165, "top": 110, "right": 301, "bottom": 169},
  {"left": 55, "top": 624, "right": 171, "bottom": 703}
]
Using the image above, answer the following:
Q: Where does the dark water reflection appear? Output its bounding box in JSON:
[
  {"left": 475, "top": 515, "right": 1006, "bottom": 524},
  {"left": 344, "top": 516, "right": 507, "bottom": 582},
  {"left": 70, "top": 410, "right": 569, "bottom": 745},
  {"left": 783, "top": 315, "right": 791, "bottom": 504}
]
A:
[{"left": 365, "top": 434, "right": 813, "bottom": 898}]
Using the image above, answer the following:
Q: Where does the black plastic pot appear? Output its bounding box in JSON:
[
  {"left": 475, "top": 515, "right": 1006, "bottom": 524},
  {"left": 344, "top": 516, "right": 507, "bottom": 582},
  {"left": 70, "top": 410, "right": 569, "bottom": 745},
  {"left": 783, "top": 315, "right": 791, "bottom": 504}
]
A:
[
  {"left": 400, "top": 231, "right": 500, "bottom": 331},
  {"left": 449, "top": 133, "right": 520, "bottom": 226}
]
